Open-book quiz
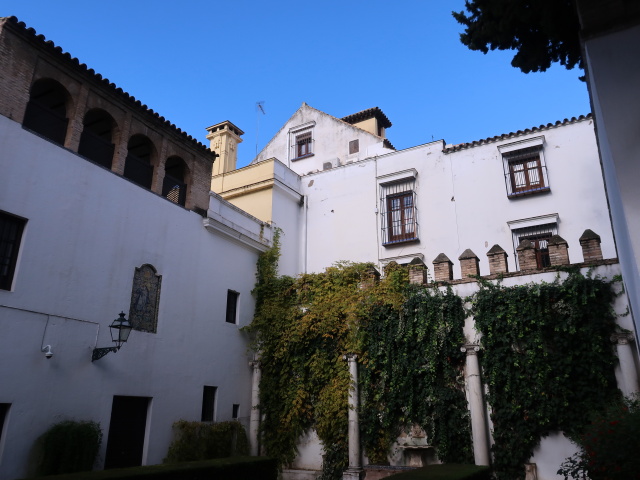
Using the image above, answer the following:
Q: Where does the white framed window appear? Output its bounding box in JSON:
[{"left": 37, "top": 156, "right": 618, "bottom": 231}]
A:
[
  {"left": 508, "top": 214, "right": 558, "bottom": 269},
  {"left": 498, "top": 136, "right": 550, "bottom": 197},
  {"left": 378, "top": 170, "right": 418, "bottom": 246}
]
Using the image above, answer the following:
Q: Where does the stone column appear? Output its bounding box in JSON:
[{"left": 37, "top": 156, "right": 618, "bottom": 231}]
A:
[
  {"left": 611, "top": 332, "right": 639, "bottom": 396},
  {"left": 249, "top": 360, "right": 262, "bottom": 456},
  {"left": 461, "top": 344, "right": 491, "bottom": 466},
  {"left": 343, "top": 354, "right": 363, "bottom": 480}
]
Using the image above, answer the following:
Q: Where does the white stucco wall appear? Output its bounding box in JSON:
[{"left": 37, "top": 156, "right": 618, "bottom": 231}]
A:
[
  {"left": 0, "top": 116, "right": 263, "bottom": 479},
  {"left": 291, "top": 117, "right": 613, "bottom": 278},
  {"left": 582, "top": 23, "right": 640, "bottom": 342}
]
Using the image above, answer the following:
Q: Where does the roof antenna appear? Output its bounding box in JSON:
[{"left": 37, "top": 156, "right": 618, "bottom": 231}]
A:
[{"left": 256, "top": 101, "right": 266, "bottom": 157}]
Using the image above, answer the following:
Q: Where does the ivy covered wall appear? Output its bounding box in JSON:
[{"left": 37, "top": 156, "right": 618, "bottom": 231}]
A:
[{"left": 248, "top": 235, "right": 625, "bottom": 480}]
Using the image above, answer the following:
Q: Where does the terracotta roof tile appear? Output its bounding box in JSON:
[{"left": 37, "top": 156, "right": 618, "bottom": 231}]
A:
[{"left": 442, "top": 114, "right": 592, "bottom": 153}]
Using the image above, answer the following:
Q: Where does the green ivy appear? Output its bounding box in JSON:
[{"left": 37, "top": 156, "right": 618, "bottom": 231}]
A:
[
  {"left": 472, "top": 270, "right": 621, "bottom": 480},
  {"left": 248, "top": 249, "right": 472, "bottom": 478},
  {"left": 250, "top": 241, "right": 621, "bottom": 480},
  {"left": 360, "top": 284, "right": 473, "bottom": 465}
]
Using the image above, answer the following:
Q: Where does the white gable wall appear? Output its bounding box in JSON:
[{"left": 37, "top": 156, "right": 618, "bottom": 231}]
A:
[{"left": 253, "top": 104, "right": 393, "bottom": 176}]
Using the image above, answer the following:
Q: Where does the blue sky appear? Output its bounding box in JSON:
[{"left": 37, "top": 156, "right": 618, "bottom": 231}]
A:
[{"left": 2, "top": 1, "right": 590, "bottom": 167}]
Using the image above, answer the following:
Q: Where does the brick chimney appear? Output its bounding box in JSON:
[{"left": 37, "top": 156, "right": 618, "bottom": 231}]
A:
[{"left": 206, "top": 120, "right": 244, "bottom": 176}]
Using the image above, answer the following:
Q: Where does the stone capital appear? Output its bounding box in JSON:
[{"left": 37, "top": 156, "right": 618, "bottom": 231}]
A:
[
  {"left": 249, "top": 360, "right": 261, "bottom": 369},
  {"left": 343, "top": 353, "right": 358, "bottom": 362},
  {"left": 461, "top": 344, "right": 481, "bottom": 355},
  {"left": 611, "top": 332, "right": 635, "bottom": 345}
]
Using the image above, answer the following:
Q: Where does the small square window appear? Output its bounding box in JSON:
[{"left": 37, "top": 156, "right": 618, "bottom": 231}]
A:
[
  {"left": 201, "top": 386, "right": 217, "bottom": 422},
  {"left": 226, "top": 290, "right": 239, "bottom": 324},
  {"left": 349, "top": 139, "right": 359, "bottom": 154},
  {"left": 0, "top": 211, "right": 27, "bottom": 291}
]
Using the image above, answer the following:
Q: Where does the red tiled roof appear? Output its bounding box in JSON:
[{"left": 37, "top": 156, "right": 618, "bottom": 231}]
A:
[{"left": 443, "top": 114, "right": 592, "bottom": 153}]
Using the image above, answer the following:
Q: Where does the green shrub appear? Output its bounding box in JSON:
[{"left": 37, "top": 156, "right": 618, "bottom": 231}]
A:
[
  {"left": 383, "top": 464, "right": 491, "bottom": 480},
  {"left": 558, "top": 395, "right": 640, "bottom": 480},
  {"left": 37, "top": 420, "right": 102, "bottom": 475},
  {"left": 164, "top": 420, "right": 249, "bottom": 463},
  {"left": 21, "top": 456, "right": 277, "bottom": 480}
]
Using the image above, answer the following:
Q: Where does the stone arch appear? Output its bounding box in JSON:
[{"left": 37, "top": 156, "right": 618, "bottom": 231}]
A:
[
  {"left": 78, "top": 108, "right": 118, "bottom": 169},
  {"left": 162, "top": 156, "right": 190, "bottom": 206},
  {"left": 124, "top": 134, "right": 157, "bottom": 189},
  {"left": 23, "top": 78, "right": 71, "bottom": 145}
]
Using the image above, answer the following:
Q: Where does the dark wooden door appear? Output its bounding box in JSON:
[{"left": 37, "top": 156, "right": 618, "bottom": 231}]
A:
[{"left": 104, "top": 396, "right": 149, "bottom": 469}]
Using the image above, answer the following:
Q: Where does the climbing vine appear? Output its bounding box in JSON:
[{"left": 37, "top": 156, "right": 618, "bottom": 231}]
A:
[
  {"left": 249, "top": 236, "right": 622, "bottom": 480},
  {"left": 359, "top": 281, "right": 473, "bottom": 465},
  {"left": 472, "top": 270, "right": 621, "bottom": 480},
  {"left": 247, "top": 245, "right": 472, "bottom": 478}
]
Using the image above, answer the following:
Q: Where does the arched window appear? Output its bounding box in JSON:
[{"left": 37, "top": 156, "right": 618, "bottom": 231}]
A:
[
  {"left": 162, "top": 156, "right": 188, "bottom": 206},
  {"left": 124, "top": 135, "right": 155, "bottom": 189},
  {"left": 23, "top": 79, "right": 70, "bottom": 145},
  {"left": 78, "top": 109, "right": 116, "bottom": 169}
]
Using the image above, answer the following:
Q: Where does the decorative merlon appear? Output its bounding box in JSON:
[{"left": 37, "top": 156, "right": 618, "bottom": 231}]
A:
[
  {"left": 580, "top": 229, "right": 603, "bottom": 261},
  {"left": 516, "top": 239, "right": 538, "bottom": 270},
  {"left": 408, "top": 257, "right": 428, "bottom": 285},
  {"left": 459, "top": 249, "right": 480, "bottom": 278},
  {"left": 487, "top": 244, "right": 508, "bottom": 274},
  {"left": 432, "top": 253, "right": 453, "bottom": 282},
  {"left": 548, "top": 235, "right": 570, "bottom": 265}
]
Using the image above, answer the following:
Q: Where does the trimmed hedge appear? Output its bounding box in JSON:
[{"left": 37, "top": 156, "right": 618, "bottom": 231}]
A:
[
  {"left": 20, "top": 456, "right": 277, "bottom": 480},
  {"left": 384, "top": 464, "right": 491, "bottom": 480},
  {"left": 36, "top": 420, "right": 102, "bottom": 475}
]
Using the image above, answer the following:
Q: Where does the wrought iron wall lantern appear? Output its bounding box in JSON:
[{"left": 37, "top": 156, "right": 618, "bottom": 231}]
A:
[{"left": 92, "top": 312, "right": 133, "bottom": 362}]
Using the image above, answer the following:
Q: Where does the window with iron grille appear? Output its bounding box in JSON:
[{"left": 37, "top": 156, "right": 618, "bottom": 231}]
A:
[
  {"left": 502, "top": 146, "right": 550, "bottom": 197},
  {"left": 512, "top": 223, "right": 557, "bottom": 269},
  {"left": 0, "top": 211, "right": 26, "bottom": 291},
  {"left": 380, "top": 179, "right": 418, "bottom": 245},
  {"left": 289, "top": 123, "right": 315, "bottom": 161},
  {"left": 226, "top": 290, "right": 239, "bottom": 324},
  {"left": 295, "top": 132, "right": 312, "bottom": 158},
  {"left": 201, "top": 386, "right": 217, "bottom": 422}
]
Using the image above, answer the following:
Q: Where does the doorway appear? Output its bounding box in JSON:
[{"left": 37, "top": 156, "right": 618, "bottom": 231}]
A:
[{"left": 104, "top": 396, "right": 150, "bottom": 469}]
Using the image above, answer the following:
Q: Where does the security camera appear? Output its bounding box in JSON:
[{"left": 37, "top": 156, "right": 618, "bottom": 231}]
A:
[{"left": 42, "top": 345, "right": 53, "bottom": 359}]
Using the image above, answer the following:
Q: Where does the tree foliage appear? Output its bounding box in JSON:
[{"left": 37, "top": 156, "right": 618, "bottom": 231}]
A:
[{"left": 452, "top": 0, "right": 583, "bottom": 74}]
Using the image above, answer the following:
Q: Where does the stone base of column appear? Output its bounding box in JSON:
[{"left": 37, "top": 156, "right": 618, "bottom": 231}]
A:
[{"left": 342, "top": 468, "right": 364, "bottom": 480}]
